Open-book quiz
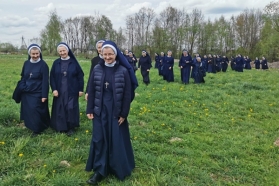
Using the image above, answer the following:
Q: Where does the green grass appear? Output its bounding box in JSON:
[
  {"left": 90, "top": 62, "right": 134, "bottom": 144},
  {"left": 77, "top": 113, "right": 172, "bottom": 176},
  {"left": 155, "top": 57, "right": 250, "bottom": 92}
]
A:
[{"left": 0, "top": 54, "right": 279, "bottom": 186}]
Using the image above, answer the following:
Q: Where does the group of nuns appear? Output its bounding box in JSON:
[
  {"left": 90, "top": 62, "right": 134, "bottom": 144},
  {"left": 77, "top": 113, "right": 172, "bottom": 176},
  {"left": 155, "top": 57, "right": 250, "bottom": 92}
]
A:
[
  {"left": 13, "top": 40, "right": 138, "bottom": 185},
  {"left": 154, "top": 50, "right": 205, "bottom": 84},
  {"left": 13, "top": 43, "right": 84, "bottom": 137},
  {"left": 231, "top": 55, "right": 269, "bottom": 71}
]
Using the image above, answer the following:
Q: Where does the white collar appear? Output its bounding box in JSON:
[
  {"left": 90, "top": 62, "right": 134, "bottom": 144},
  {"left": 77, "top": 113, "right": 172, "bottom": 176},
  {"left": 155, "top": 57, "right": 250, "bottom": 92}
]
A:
[
  {"left": 30, "top": 58, "right": 41, "bottom": 63},
  {"left": 61, "top": 56, "right": 70, "bottom": 60},
  {"left": 105, "top": 61, "right": 116, "bottom": 67}
]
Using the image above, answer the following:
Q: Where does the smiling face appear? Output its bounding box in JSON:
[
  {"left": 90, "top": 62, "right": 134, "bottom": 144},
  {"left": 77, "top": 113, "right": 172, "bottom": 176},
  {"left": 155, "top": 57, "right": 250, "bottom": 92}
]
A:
[
  {"left": 183, "top": 51, "right": 188, "bottom": 56},
  {"left": 58, "top": 46, "right": 69, "bottom": 59},
  {"left": 30, "top": 48, "right": 40, "bottom": 61},
  {"left": 102, "top": 47, "right": 116, "bottom": 64}
]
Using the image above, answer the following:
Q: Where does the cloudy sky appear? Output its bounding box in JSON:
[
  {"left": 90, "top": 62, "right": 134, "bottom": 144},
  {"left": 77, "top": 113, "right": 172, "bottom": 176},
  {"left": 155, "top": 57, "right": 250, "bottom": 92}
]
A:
[{"left": 0, "top": 0, "right": 271, "bottom": 46}]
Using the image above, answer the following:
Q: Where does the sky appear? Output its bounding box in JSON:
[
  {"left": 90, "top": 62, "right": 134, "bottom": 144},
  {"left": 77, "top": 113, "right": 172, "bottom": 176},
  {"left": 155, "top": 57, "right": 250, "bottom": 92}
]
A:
[{"left": 0, "top": 0, "right": 271, "bottom": 47}]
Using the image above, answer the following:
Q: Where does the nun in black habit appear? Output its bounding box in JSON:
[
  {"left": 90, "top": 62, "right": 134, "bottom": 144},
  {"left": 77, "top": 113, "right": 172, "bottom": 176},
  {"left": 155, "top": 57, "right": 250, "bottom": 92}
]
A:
[
  {"left": 162, "top": 50, "right": 174, "bottom": 82},
  {"left": 85, "top": 40, "right": 105, "bottom": 101},
  {"left": 215, "top": 55, "right": 222, "bottom": 72},
  {"left": 254, "top": 57, "right": 260, "bottom": 69},
  {"left": 261, "top": 57, "right": 269, "bottom": 70},
  {"left": 179, "top": 49, "right": 192, "bottom": 84},
  {"left": 244, "top": 56, "right": 251, "bottom": 69},
  {"left": 230, "top": 56, "right": 235, "bottom": 70},
  {"left": 127, "top": 51, "right": 138, "bottom": 72},
  {"left": 50, "top": 42, "right": 84, "bottom": 136},
  {"left": 138, "top": 50, "right": 152, "bottom": 85},
  {"left": 221, "top": 56, "right": 229, "bottom": 72},
  {"left": 235, "top": 54, "right": 244, "bottom": 72},
  {"left": 158, "top": 52, "right": 165, "bottom": 76},
  {"left": 202, "top": 55, "right": 208, "bottom": 72},
  {"left": 13, "top": 44, "right": 50, "bottom": 136},
  {"left": 191, "top": 54, "right": 200, "bottom": 79},
  {"left": 86, "top": 40, "right": 138, "bottom": 185},
  {"left": 207, "top": 54, "right": 214, "bottom": 73},
  {"left": 192, "top": 57, "right": 205, "bottom": 84},
  {"left": 154, "top": 53, "right": 160, "bottom": 69}
]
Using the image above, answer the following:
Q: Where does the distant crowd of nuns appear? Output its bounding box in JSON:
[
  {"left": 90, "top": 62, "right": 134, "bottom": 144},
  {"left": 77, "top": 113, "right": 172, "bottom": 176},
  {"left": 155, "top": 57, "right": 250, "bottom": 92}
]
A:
[
  {"left": 12, "top": 40, "right": 270, "bottom": 185},
  {"left": 123, "top": 49, "right": 269, "bottom": 86}
]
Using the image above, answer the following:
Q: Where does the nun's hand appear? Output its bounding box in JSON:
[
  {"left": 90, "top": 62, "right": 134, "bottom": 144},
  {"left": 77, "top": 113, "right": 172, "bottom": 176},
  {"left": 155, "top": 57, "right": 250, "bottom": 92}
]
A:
[
  {"left": 147, "top": 69, "right": 150, "bottom": 72},
  {"left": 53, "top": 90, "right": 58, "bottom": 97},
  {"left": 85, "top": 93, "right": 88, "bottom": 101},
  {"left": 180, "top": 66, "right": 183, "bottom": 69},
  {"left": 169, "top": 67, "right": 172, "bottom": 70},
  {"left": 118, "top": 117, "right": 125, "bottom": 125},
  {"left": 42, "top": 98, "right": 47, "bottom": 102},
  {"left": 87, "top": 114, "right": 94, "bottom": 120},
  {"left": 79, "top": 91, "right": 83, "bottom": 97}
]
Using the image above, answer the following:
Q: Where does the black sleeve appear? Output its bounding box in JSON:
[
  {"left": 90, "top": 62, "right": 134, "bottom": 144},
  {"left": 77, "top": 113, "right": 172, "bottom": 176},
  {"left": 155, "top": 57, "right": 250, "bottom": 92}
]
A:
[
  {"left": 138, "top": 58, "right": 141, "bottom": 68},
  {"left": 86, "top": 69, "right": 96, "bottom": 114},
  {"left": 41, "top": 62, "right": 49, "bottom": 98},
  {"left": 50, "top": 60, "right": 57, "bottom": 92},
  {"left": 76, "top": 63, "right": 84, "bottom": 92},
  {"left": 120, "top": 70, "right": 131, "bottom": 118},
  {"left": 86, "top": 59, "right": 95, "bottom": 93}
]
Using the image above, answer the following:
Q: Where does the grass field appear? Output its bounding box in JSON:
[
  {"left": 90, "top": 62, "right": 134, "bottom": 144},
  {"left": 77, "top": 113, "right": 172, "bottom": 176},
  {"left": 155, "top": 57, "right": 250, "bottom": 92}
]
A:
[{"left": 0, "top": 54, "right": 279, "bottom": 186}]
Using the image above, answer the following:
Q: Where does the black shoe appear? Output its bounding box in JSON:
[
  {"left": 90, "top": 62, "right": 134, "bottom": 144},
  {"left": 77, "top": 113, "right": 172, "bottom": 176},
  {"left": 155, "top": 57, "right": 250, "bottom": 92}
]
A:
[
  {"left": 86, "top": 172, "right": 103, "bottom": 185},
  {"left": 66, "top": 129, "right": 74, "bottom": 136}
]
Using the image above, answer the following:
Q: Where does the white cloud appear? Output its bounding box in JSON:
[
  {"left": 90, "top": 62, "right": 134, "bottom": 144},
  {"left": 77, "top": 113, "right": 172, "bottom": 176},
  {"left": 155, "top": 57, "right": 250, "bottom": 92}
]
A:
[
  {"left": 154, "top": 1, "right": 170, "bottom": 14},
  {"left": 35, "top": 3, "right": 55, "bottom": 13},
  {"left": 0, "top": 15, "right": 35, "bottom": 27},
  {"left": 127, "top": 2, "right": 153, "bottom": 13}
]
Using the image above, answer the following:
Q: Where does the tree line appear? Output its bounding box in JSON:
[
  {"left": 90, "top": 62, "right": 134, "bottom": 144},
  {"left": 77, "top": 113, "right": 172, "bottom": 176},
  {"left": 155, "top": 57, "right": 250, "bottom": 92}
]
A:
[{"left": 1, "top": 1, "right": 279, "bottom": 61}]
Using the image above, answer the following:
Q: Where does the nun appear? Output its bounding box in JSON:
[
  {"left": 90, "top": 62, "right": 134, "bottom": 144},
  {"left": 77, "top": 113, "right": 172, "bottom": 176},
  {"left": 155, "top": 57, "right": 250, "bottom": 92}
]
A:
[
  {"left": 192, "top": 57, "right": 205, "bottom": 84},
  {"left": 235, "top": 54, "right": 244, "bottom": 72},
  {"left": 243, "top": 56, "right": 247, "bottom": 68},
  {"left": 85, "top": 40, "right": 105, "bottom": 101},
  {"left": 127, "top": 51, "right": 138, "bottom": 72},
  {"left": 123, "top": 49, "right": 130, "bottom": 61},
  {"left": 158, "top": 52, "right": 165, "bottom": 76},
  {"left": 207, "top": 54, "right": 213, "bottom": 73},
  {"left": 13, "top": 44, "right": 50, "bottom": 136},
  {"left": 254, "top": 57, "right": 260, "bottom": 70},
  {"left": 154, "top": 53, "right": 160, "bottom": 69},
  {"left": 86, "top": 40, "right": 137, "bottom": 185},
  {"left": 191, "top": 53, "right": 200, "bottom": 79},
  {"left": 162, "top": 50, "right": 174, "bottom": 82},
  {"left": 138, "top": 50, "right": 152, "bottom": 85},
  {"left": 202, "top": 54, "right": 208, "bottom": 72},
  {"left": 230, "top": 56, "right": 235, "bottom": 70},
  {"left": 261, "top": 57, "right": 269, "bottom": 70},
  {"left": 245, "top": 56, "right": 251, "bottom": 69},
  {"left": 221, "top": 56, "right": 229, "bottom": 72},
  {"left": 215, "top": 55, "right": 222, "bottom": 72},
  {"left": 179, "top": 49, "right": 192, "bottom": 84},
  {"left": 50, "top": 42, "right": 84, "bottom": 136}
]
